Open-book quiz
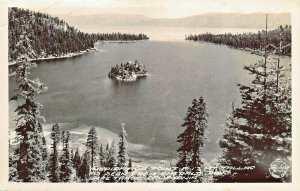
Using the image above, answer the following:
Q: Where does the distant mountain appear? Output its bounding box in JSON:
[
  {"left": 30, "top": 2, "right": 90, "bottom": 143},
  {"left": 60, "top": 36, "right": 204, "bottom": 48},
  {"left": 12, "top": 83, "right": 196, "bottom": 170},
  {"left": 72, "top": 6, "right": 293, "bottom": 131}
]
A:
[{"left": 59, "top": 13, "right": 291, "bottom": 29}]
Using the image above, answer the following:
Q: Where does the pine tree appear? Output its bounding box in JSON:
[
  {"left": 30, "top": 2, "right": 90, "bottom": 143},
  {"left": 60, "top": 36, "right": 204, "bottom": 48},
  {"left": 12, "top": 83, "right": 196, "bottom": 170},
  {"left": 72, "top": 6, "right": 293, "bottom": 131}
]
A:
[
  {"left": 103, "top": 143, "right": 110, "bottom": 167},
  {"left": 73, "top": 148, "right": 81, "bottom": 177},
  {"left": 128, "top": 158, "right": 134, "bottom": 182},
  {"left": 215, "top": 104, "right": 254, "bottom": 182},
  {"left": 99, "top": 143, "right": 110, "bottom": 181},
  {"left": 104, "top": 142, "right": 116, "bottom": 182},
  {"left": 98, "top": 144, "right": 106, "bottom": 181},
  {"left": 11, "top": 25, "right": 48, "bottom": 182},
  {"left": 239, "top": 57, "right": 290, "bottom": 181},
  {"left": 117, "top": 123, "right": 127, "bottom": 182},
  {"left": 47, "top": 123, "right": 60, "bottom": 182},
  {"left": 176, "top": 97, "right": 208, "bottom": 182},
  {"left": 59, "top": 131, "right": 72, "bottom": 182},
  {"left": 38, "top": 123, "right": 48, "bottom": 162},
  {"left": 85, "top": 127, "right": 99, "bottom": 170},
  {"left": 99, "top": 144, "right": 104, "bottom": 167},
  {"left": 78, "top": 153, "right": 89, "bottom": 182}
]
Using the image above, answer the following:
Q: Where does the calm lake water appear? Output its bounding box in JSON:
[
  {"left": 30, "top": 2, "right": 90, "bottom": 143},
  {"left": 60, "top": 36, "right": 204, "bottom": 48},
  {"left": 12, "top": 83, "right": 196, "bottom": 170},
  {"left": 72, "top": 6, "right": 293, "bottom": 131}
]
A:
[{"left": 9, "top": 40, "right": 291, "bottom": 161}]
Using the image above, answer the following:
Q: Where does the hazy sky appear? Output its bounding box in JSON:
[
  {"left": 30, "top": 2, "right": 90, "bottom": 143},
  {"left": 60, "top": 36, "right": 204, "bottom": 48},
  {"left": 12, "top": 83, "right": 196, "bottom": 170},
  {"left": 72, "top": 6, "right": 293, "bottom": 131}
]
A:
[{"left": 7, "top": 0, "right": 295, "bottom": 18}]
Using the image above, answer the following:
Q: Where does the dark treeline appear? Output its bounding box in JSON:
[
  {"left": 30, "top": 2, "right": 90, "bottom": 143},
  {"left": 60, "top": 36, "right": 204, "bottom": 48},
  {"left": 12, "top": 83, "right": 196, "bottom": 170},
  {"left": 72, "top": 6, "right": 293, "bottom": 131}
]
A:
[
  {"left": 185, "top": 26, "right": 291, "bottom": 56},
  {"left": 8, "top": 7, "right": 149, "bottom": 63},
  {"left": 97, "top": 33, "right": 149, "bottom": 41}
]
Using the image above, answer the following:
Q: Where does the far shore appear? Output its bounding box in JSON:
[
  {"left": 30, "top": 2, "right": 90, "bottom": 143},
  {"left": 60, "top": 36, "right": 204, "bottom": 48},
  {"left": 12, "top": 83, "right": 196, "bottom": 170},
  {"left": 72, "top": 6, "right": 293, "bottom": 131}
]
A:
[
  {"left": 96, "top": 39, "right": 148, "bottom": 43},
  {"left": 187, "top": 40, "right": 291, "bottom": 57}
]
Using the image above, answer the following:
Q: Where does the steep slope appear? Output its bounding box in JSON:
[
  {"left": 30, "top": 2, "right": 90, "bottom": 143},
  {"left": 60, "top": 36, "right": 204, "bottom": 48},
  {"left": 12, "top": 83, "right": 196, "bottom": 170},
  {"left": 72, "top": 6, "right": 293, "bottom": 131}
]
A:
[
  {"left": 8, "top": 8, "right": 149, "bottom": 64},
  {"left": 9, "top": 7, "right": 96, "bottom": 63}
]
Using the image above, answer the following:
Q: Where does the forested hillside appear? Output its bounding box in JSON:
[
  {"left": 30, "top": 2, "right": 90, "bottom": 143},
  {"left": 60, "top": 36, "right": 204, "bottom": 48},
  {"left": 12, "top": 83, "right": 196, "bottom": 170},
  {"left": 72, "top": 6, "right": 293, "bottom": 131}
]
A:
[
  {"left": 186, "top": 26, "right": 291, "bottom": 56},
  {"left": 8, "top": 7, "right": 149, "bottom": 63}
]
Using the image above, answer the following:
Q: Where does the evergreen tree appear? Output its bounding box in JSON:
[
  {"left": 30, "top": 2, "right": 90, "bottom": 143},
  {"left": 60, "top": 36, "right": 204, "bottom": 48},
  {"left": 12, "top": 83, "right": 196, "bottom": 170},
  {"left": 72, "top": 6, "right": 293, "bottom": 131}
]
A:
[
  {"left": 78, "top": 153, "right": 89, "bottom": 182},
  {"left": 117, "top": 124, "right": 127, "bottom": 182},
  {"left": 104, "top": 142, "right": 116, "bottom": 182},
  {"left": 59, "top": 131, "right": 72, "bottom": 182},
  {"left": 85, "top": 127, "right": 99, "bottom": 170},
  {"left": 99, "top": 143, "right": 110, "bottom": 181},
  {"left": 47, "top": 123, "right": 61, "bottom": 182},
  {"left": 11, "top": 25, "right": 48, "bottom": 182},
  {"left": 99, "top": 144, "right": 104, "bottom": 167},
  {"left": 215, "top": 104, "right": 254, "bottom": 182},
  {"left": 104, "top": 143, "right": 110, "bottom": 166},
  {"left": 127, "top": 158, "right": 134, "bottom": 182},
  {"left": 73, "top": 148, "right": 81, "bottom": 177},
  {"left": 176, "top": 97, "right": 208, "bottom": 182},
  {"left": 38, "top": 123, "right": 48, "bottom": 163}
]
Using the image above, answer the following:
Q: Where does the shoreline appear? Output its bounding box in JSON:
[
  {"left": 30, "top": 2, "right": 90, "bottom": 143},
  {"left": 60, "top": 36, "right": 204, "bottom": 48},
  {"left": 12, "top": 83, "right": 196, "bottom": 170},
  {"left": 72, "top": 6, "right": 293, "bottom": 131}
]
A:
[
  {"left": 114, "top": 73, "right": 149, "bottom": 82},
  {"left": 96, "top": 39, "right": 148, "bottom": 43},
  {"left": 8, "top": 48, "right": 99, "bottom": 66},
  {"left": 8, "top": 40, "right": 149, "bottom": 66},
  {"left": 186, "top": 40, "right": 291, "bottom": 57}
]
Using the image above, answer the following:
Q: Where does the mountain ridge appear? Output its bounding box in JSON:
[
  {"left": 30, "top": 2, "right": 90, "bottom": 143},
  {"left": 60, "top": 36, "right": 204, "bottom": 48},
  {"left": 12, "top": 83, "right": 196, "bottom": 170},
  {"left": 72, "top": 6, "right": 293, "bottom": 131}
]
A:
[{"left": 58, "top": 13, "right": 291, "bottom": 29}]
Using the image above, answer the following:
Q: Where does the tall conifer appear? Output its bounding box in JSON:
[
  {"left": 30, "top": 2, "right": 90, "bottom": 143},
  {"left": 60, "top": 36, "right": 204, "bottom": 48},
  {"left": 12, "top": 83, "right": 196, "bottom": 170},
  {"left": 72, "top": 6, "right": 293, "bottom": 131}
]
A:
[
  {"left": 176, "top": 97, "right": 208, "bottom": 182},
  {"left": 47, "top": 123, "right": 60, "bottom": 182},
  {"left": 11, "top": 25, "right": 48, "bottom": 182},
  {"left": 59, "top": 131, "right": 72, "bottom": 182},
  {"left": 117, "top": 123, "right": 127, "bottom": 182}
]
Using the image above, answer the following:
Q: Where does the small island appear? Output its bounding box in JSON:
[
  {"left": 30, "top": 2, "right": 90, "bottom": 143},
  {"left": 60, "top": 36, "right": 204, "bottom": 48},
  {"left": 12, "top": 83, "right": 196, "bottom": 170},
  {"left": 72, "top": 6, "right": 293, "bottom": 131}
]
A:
[{"left": 108, "top": 60, "right": 148, "bottom": 82}]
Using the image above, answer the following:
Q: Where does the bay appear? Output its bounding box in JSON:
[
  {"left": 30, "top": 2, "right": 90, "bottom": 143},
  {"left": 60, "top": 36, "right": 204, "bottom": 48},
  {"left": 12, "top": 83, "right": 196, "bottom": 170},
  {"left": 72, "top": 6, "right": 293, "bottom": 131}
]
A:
[{"left": 9, "top": 38, "right": 291, "bottom": 161}]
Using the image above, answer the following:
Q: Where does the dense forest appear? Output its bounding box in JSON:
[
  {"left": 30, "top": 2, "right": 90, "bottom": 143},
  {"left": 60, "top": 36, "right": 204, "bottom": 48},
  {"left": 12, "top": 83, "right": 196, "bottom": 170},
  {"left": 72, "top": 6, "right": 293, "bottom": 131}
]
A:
[
  {"left": 185, "top": 26, "right": 291, "bottom": 56},
  {"left": 8, "top": 7, "right": 149, "bottom": 63}
]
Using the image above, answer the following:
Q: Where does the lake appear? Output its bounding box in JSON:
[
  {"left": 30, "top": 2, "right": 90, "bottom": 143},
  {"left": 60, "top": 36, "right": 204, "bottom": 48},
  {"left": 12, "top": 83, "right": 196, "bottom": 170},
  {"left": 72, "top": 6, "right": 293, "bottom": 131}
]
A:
[{"left": 9, "top": 39, "right": 291, "bottom": 162}]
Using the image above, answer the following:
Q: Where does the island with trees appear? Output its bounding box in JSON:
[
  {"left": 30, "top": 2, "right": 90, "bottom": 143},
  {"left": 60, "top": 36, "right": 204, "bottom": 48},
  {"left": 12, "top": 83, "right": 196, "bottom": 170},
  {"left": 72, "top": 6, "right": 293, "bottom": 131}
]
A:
[{"left": 108, "top": 60, "right": 148, "bottom": 82}]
